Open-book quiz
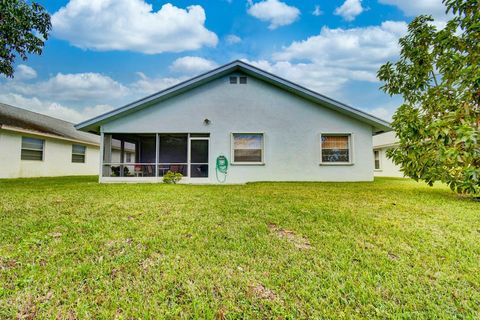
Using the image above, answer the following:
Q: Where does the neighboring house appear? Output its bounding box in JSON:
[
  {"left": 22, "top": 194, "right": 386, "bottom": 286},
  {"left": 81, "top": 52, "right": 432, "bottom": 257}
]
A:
[
  {"left": 372, "top": 131, "right": 404, "bottom": 177},
  {"left": 76, "top": 60, "right": 391, "bottom": 184},
  {"left": 0, "top": 103, "right": 101, "bottom": 178}
]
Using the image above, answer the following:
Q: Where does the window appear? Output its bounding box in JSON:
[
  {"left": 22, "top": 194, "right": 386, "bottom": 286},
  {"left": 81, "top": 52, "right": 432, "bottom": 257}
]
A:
[
  {"left": 72, "top": 144, "right": 86, "bottom": 163},
  {"left": 239, "top": 76, "right": 247, "bottom": 84},
  {"left": 232, "top": 133, "right": 264, "bottom": 164},
  {"left": 21, "top": 137, "right": 44, "bottom": 161},
  {"left": 229, "top": 76, "right": 237, "bottom": 84},
  {"left": 321, "top": 134, "right": 351, "bottom": 163},
  {"left": 126, "top": 153, "right": 132, "bottom": 163},
  {"left": 374, "top": 150, "right": 381, "bottom": 170}
]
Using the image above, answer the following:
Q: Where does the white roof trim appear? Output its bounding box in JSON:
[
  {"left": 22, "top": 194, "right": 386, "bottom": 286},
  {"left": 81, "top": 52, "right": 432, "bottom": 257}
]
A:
[{"left": 76, "top": 60, "right": 391, "bottom": 133}]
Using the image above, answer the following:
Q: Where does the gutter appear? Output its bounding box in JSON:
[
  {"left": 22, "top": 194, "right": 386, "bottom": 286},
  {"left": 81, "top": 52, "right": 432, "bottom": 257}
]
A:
[{"left": 0, "top": 124, "right": 100, "bottom": 147}]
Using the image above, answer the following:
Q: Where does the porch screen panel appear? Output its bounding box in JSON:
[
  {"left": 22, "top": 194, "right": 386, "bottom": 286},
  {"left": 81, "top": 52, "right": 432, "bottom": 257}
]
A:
[
  {"left": 158, "top": 134, "right": 188, "bottom": 176},
  {"left": 190, "top": 139, "right": 208, "bottom": 178}
]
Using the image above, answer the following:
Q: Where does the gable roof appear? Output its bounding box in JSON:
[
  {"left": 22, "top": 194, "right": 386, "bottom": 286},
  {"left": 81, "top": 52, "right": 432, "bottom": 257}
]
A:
[
  {"left": 0, "top": 103, "right": 99, "bottom": 145},
  {"left": 76, "top": 60, "right": 391, "bottom": 134}
]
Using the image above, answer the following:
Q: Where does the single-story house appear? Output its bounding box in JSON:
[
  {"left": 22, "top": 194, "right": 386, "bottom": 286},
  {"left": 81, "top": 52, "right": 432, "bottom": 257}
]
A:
[
  {"left": 76, "top": 60, "right": 391, "bottom": 184},
  {"left": 0, "top": 103, "right": 100, "bottom": 178},
  {"left": 0, "top": 103, "right": 135, "bottom": 179},
  {"left": 373, "top": 131, "right": 404, "bottom": 177}
]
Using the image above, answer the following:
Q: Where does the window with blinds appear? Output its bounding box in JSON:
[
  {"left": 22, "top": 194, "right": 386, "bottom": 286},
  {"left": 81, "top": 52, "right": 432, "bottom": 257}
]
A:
[
  {"left": 72, "top": 144, "right": 86, "bottom": 163},
  {"left": 21, "top": 137, "right": 44, "bottom": 161},
  {"left": 321, "top": 135, "right": 350, "bottom": 163},
  {"left": 232, "top": 133, "right": 264, "bottom": 163},
  {"left": 374, "top": 150, "right": 380, "bottom": 169}
]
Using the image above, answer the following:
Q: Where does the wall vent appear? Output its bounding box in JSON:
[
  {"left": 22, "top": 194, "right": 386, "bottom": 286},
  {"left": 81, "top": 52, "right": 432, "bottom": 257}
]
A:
[
  {"left": 239, "top": 76, "right": 247, "bottom": 84},
  {"left": 229, "top": 76, "right": 237, "bottom": 84}
]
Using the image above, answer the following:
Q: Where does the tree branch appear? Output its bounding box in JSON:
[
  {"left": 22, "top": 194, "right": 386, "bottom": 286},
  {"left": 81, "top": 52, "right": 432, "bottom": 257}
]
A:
[{"left": 431, "top": 71, "right": 439, "bottom": 87}]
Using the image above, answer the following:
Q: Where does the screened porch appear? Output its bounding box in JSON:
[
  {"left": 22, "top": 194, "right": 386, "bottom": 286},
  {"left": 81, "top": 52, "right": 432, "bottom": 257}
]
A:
[{"left": 102, "top": 133, "right": 209, "bottom": 179}]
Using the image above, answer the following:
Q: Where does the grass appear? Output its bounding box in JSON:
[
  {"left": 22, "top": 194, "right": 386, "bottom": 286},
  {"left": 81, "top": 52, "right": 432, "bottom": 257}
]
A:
[{"left": 0, "top": 176, "right": 479, "bottom": 319}]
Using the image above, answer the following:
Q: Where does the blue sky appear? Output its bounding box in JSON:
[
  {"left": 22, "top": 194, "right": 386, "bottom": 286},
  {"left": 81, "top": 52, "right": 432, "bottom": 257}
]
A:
[{"left": 0, "top": 0, "right": 449, "bottom": 123}]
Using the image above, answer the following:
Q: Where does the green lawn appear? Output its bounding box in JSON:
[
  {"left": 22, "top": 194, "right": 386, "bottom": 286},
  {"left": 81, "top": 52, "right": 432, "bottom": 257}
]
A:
[{"left": 0, "top": 177, "right": 479, "bottom": 319}]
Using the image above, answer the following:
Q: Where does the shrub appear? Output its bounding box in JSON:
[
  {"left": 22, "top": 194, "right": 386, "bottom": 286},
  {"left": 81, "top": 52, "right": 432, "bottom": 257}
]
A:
[{"left": 163, "top": 171, "right": 183, "bottom": 184}]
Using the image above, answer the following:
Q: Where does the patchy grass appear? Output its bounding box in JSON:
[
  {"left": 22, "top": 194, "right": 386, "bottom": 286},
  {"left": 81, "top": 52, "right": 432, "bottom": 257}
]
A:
[{"left": 0, "top": 176, "right": 479, "bottom": 319}]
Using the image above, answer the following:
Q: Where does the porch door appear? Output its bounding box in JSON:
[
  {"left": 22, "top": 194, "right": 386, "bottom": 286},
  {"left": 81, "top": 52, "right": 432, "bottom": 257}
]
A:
[{"left": 190, "top": 138, "right": 209, "bottom": 178}]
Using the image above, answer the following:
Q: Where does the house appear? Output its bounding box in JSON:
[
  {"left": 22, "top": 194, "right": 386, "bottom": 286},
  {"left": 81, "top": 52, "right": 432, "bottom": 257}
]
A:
[
  {"left": 373, "top": 131, "right": 404, "bottom": 177},
  {"left": 0, "top": 103, "right": 101, "bottom": 178},
  {"left": 76, "top": 60, "right": 391, "bottom": 184},
  {"left": 0, "top": 103, "right": 137, "bottom": 179}
]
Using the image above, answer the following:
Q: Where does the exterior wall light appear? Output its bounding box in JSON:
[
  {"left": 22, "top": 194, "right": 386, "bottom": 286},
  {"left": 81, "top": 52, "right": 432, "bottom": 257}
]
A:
[{"left": 204, "top": 118, "right": 211, "bottom": 125}]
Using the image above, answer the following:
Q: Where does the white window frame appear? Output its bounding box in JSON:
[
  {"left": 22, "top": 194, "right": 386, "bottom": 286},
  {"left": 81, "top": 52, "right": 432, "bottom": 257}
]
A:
[
  {"left": 21, "top": 136, "right": 45, "bottom": 161},
  {"left": 319, "top": 133, "right": 354, "bottom": 166},
  {"left": 374, "top": 149, "right": 382, "bottom": 171},
  {"left": 230, "top": 132, "right": 265, "bottom": 165},
  {"left": 72, "top": 144, "right": 87, "bottom": 163}
]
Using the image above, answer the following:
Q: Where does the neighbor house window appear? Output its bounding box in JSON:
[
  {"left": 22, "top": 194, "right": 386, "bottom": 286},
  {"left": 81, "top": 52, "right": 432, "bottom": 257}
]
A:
[
  {"left": 374, "top": 150, "right": 381, "bottom": 170},
  {"left": 239, "top": 76, "right": 247, "bottom": 84},
  {"left": 72, "top": 144, "right": 86, "bottom": 163},
  {"left": 321, "top": 134, "right": 351, "bottom": 163},
  {"left": 232, "top": 133, "right": 264, "bottom": 164},
  {"left": 21, "top": 137, "right": 44, "bottom": 161},
  {"left": 229, "top": 76, "right": 237, "bottom": 84}
]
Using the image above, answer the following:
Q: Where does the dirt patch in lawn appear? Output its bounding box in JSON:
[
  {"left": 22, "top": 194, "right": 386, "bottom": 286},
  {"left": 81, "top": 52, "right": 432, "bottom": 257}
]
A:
[
  {"left": 248, "top": 284, "right": 277, "bottom": 301},
  {"left": 268, "top": 223, "right": 312, "bottom": 250}
]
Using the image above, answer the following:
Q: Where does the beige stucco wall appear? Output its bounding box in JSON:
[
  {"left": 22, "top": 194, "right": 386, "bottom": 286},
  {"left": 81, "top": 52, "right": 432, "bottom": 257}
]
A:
[
  {"left": 0, "top": 129, "right": 99, "bottom": 178},
  {"left": 373, "top": 147, "right": 404, "bottom": 177},
  {"left": 373, "top": 132, "right": 404, "bottom": 177}
]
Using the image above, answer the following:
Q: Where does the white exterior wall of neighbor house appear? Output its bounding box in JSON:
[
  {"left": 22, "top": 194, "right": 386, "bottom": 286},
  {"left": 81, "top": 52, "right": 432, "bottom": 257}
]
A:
[
  {"left": 0, "top": 129, "right": 99, "bottom": 178},
  {"left": 101, "top": 74, "right": 376, "bottom": 183},
  {"left": 373, "top": 131, "right": 404, "bottom": 177}
]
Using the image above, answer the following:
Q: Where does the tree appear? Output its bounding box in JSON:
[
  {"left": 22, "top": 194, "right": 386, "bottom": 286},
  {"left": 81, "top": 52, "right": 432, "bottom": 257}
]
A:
[
  {"left": 377, "top": 0, "right": 479, "bottom": 195},
  {"left": 0, "top": 0, "right": 51, "bottom": 78}
]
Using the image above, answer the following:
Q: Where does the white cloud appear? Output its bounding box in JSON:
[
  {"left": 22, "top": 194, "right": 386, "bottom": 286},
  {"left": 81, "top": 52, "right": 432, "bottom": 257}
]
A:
[
  {"left": 5, "top": 73, "right": 128, "bottom": 102},
  {"left": 16, "top": 65, "right": 37, "bottom": 80},
  {"left": 334, "top": 0, "right": 364, "bottom": 21},
  {"left": 378, "top": 0, "right": 447, "bottom": 19},
  {"left": 0, "top": 69, "right": 187, "bottom": 122},
  {"left": 247, "top": 0, "right": 300, "bottom": 30},
  {"left": 243, "top": 59, "right": 349, "bottom": 96},
  {"left": 0, "top": 93, "right": 114, "bottom": 123},
  {"left": 312, "top": 5, "right": 323, "bottom": 16},
  {"left": 369, "top": 106, "right": 393, "bottom": 120},
  {"left": 273, "top": 21, "right": 407, "bottom": 82},
  {"left": 226, "top": 34, "right": 242, "bottom": 44},
  {"left": 131, "top": 72, "right": 186, "bottom": 96},
  {"left": 242, "top": 21, "right": 407, "bottom": 98},
  {"left": 170, "top": 56, "right": 218, "bottom": 74},
  {"left": 52, "top": 0, "right": 218, "bottom": 54}
]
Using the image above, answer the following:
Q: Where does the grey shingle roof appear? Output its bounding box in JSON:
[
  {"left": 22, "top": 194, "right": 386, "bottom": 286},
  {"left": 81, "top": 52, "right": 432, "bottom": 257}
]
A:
[{"left": 0, "top": 103, "right": 99, "bottom": 145}]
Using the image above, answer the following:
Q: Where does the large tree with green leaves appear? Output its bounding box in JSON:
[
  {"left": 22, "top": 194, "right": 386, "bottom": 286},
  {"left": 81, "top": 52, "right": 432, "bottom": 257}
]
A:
[
  {"left": 377, "top": 0, "right": 479, "bottom": 195},
  {"left": 0, "top": 0, "right": 51, "bottom": 78}
]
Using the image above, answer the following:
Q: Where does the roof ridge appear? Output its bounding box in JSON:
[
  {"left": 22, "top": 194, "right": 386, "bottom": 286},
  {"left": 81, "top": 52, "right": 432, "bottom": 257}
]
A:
[{"left": 0, "top": 102, "right": 75, "bottom": 125}]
